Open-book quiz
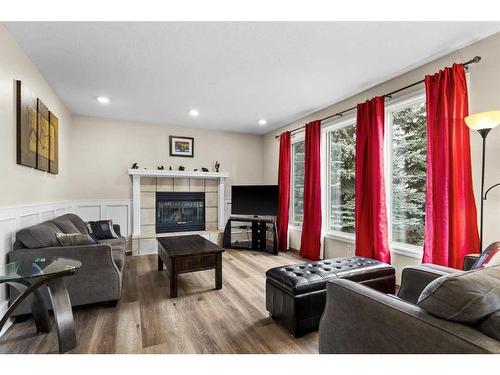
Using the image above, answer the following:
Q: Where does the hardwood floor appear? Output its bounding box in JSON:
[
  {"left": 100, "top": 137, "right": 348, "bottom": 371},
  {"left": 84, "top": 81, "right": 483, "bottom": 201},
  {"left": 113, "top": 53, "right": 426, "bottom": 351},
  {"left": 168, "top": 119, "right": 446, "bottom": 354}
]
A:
[{"left": 0, "top": 249, "right": 319, "bottom": 354}]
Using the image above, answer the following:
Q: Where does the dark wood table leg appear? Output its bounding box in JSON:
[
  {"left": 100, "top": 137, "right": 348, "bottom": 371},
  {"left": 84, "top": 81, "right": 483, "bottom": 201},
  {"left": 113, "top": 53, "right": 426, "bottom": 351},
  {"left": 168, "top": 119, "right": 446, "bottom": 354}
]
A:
[
  {"left": 28, "top": 290, "right": 52, "bottom": 333},
  {"left": 168, "top": 258, "right": 177, "bottom": 298},
  {"left": 47, "top": 278, "right": 76, "bottom": 353},
  {"left": 7, "top": 280, "right": 51, "bottom": 333},
  {"left": 158, "top": 254, "right": 164, "bottom": 271},
  {"left": 215, "top": 253, "right": 222, "bottom": 290}
]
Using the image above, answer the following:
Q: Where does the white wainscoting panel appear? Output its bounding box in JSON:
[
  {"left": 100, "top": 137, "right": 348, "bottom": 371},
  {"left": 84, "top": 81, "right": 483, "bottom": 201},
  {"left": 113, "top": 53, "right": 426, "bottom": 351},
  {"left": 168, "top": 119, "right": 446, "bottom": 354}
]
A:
[
  {"left": 0, "top": 199, "right": 131, "bottom": 337},
  {"left": 105, "top": 204, "right": 130, "bottom": 237},
  {"left": 19, "top": 213, "right": 40, "bottom": 229},
  {"left": 76, "top": 205, "right": 102, "bottom": 222}
]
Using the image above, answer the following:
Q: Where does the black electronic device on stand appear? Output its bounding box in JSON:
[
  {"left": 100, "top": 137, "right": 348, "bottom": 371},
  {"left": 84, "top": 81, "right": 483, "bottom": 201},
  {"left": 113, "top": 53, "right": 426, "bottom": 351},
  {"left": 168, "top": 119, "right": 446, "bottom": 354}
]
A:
[{"left": 222, "top": 185, "right": 279, "bottom": 255}]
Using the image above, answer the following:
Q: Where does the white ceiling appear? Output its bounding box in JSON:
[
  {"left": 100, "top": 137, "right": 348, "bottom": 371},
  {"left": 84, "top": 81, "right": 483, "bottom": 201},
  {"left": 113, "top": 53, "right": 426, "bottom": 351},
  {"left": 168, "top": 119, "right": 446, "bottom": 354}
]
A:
[{"left": 5, "top": 22, "right": 500, "bottom": 134}]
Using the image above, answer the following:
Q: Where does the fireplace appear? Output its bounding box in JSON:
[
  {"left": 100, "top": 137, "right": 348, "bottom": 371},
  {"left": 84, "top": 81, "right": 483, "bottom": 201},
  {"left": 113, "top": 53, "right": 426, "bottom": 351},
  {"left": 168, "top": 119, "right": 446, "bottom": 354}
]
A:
[{"left": 156, "top": 192, "right": 206, "bottom": 233}]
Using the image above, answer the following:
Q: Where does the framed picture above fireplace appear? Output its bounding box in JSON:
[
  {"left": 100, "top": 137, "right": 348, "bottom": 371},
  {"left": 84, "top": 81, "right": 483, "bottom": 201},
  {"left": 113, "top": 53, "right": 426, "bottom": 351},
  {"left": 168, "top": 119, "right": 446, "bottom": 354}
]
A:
[{"left": 169, "top": 136, "right": 194, "bottom": 157}]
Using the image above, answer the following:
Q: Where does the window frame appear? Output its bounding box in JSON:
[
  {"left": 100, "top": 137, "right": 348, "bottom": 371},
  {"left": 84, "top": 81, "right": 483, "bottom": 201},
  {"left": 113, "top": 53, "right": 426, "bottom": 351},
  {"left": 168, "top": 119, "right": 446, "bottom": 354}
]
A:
[
  {"left": 323, "top": 115, "right": 357, "bottom": 241},
  {"left": 290, "top": 132, "right": 305, "bottom": 229},
  {"left": 385, "top": 90, "right": 426, "bottom": 258}
]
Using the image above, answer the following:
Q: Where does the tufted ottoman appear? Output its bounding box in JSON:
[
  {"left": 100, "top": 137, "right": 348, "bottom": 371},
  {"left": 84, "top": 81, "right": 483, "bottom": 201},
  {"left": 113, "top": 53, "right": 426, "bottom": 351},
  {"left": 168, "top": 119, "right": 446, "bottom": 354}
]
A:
[{"left": 266, "top": 256, "right": 395, "bottom": 337}]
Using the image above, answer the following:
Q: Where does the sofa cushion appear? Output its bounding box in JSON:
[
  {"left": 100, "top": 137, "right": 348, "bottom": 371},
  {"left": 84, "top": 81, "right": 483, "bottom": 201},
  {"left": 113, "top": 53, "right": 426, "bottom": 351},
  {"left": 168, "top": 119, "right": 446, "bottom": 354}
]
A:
[
  {"left": 16, "top": 222, "right": 61, "bottom": 249},
  {"left": 55, "top": 232, "right": 97, "bottom": 246},
  {"left": 57, "top": 214, "right": 89, "bottom": 234},
  {"left": 88, "top": 220, "right": 119, "bottom": 240},
  {"left": 477, "top": 310, "right": 500, "bottom": 340},
  {"left": 51, "top": 216, "right": 81, "bottom": 234},
  {"left": 417, "top": 265, "right": 500, "bottom": 324}
]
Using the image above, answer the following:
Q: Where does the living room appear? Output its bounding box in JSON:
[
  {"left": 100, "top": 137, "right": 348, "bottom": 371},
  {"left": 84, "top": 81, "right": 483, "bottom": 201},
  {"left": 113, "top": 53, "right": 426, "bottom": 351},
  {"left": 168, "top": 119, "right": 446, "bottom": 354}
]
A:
[{"left": 1, "top": 1, "right": 500, "bottom": 371}]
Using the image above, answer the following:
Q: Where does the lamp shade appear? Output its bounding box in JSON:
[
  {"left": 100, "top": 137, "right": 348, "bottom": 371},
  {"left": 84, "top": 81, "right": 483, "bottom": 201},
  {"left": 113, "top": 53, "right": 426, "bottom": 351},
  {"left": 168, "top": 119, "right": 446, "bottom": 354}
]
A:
[{"left": 465, "top": 111, "right": 500, "bottom": 130}]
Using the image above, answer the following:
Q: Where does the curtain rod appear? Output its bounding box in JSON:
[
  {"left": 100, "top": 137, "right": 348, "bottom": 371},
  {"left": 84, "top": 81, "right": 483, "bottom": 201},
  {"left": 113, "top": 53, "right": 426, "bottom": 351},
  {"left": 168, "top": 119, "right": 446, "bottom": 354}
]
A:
[{"left": 275, "top": 56, "right": 482, "bottom": 139}]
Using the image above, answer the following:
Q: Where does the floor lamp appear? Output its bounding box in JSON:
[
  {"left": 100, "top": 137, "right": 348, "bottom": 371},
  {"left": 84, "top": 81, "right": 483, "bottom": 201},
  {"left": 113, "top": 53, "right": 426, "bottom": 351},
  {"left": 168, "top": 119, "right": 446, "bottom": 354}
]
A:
[{"left": 464, "top": 111, "right": 500, "bottom": 252}]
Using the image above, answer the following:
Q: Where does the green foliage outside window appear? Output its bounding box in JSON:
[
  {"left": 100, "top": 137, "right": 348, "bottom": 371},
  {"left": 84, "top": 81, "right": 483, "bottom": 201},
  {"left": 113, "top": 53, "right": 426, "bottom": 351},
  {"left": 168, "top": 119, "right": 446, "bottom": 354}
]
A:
[
  {"left": 391, "top": 101, "right": 427, "bottom": 246},
  {"left": 329, "top": 125, "right": 356, "bottom": 233},
  {"left": 292, "top": 141, "right": 305, "bottom": 226}
]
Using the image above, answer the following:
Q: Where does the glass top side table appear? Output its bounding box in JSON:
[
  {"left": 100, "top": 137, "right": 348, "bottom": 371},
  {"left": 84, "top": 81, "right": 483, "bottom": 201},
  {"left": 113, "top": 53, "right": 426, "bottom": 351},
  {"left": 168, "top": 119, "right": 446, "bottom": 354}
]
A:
[{"left": 0, "top": 256, "right": 81, "bottom": 353}]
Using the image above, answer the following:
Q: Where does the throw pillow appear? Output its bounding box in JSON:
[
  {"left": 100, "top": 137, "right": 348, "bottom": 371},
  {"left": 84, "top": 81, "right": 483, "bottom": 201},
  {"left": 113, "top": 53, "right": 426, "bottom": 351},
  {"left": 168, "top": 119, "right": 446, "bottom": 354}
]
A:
[
  {"left": 472, "top": 242, "right": 500, "bottom": 269},
  {"left": 87, "top": 220, "right": 119, "bottom": 240},
  {"left": 16, "top": 222, "right": 61, "bottom": 248},
  {"left": 417, "top": 265, "right": 500, "bottom": 324},
  {"left": 55, "top": 232, "right": 97, "bottom": 246}
]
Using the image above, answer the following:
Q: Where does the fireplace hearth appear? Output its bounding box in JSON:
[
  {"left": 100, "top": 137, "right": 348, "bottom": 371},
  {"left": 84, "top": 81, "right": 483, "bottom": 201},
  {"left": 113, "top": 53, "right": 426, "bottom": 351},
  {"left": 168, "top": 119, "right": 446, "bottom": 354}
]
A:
[{"left": 156, "top": 192, "right": 205, "bottom": 233}]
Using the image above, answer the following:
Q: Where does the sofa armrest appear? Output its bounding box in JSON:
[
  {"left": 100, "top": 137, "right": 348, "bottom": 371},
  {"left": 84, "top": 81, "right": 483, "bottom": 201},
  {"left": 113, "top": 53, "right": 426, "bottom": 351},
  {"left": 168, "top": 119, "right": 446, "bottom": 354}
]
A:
[
  {"left": 319, "top": 279, "right": 500, "bottom": 354},
  {"left": 397, "top": 264, "right": 457, "bottom": 304},
  {"left": 7, "top": 244, "right": 122, "bottom": 310},
  {"left": 8, "top": 244, "right": 119, "bottom": 274}
]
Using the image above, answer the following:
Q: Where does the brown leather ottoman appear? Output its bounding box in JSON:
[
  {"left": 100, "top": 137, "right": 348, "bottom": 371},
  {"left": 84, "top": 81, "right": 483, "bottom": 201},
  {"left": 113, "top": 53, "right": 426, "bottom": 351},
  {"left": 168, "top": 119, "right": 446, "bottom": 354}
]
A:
[{"left": 266, "top": 256, "right": 395, "bottom": 337}]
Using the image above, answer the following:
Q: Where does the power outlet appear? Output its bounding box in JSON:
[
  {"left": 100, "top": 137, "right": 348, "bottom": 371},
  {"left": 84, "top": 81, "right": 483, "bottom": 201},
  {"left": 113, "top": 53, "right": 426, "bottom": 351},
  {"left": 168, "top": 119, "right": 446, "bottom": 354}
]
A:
[{"left": 346, "top": 244, "right": 353, "bottom": 255}]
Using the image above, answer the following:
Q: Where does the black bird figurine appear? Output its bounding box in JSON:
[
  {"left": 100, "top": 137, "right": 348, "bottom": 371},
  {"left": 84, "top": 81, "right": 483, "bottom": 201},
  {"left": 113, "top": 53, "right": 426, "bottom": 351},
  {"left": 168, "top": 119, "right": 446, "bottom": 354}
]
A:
[{"left": 131, "top": 163, "right": 139, "bottom": 169}]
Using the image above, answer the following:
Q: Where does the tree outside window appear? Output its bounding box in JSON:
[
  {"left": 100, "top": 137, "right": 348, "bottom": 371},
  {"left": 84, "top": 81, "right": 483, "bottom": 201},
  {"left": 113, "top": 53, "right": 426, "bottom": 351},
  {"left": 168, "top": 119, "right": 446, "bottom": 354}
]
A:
[
  {"left": 390, "top": 100, "right": 427, "bottom": 246},
  {"left": 328, "top": 124, "right": 356, "bottom": 233},
  {"left": 292, "top": 141, "right": 305, "bottom": 226}
]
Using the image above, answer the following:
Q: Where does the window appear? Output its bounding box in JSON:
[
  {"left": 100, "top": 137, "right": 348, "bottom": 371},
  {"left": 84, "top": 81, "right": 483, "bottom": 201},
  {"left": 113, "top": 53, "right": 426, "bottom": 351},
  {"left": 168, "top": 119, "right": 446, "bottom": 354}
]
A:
[
  {"left": 327, "top": 121, "right": 356, "bottom": 234},
  {"left": 291, "top": 92, "right": 428, "bottom": 255},
  {"left": 388, "top": 96, "right": 427, "bottom": 247},
  {"left": 291, "top": 140, "right": 305, "bottom": 226}
]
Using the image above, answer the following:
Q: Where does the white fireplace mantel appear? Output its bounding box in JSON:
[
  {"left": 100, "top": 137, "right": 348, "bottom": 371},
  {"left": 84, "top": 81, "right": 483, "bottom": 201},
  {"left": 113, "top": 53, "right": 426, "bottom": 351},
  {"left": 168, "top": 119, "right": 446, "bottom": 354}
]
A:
[{"left": 128, "top": 169, "right": 229, "bottom": 238}]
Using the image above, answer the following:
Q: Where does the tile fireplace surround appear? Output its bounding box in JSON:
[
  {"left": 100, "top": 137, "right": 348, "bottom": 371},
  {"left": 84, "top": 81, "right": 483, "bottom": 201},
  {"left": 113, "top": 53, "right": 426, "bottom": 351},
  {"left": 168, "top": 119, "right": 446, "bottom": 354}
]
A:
[{"left": 128, "top": 169, "right": 229, "bottom": 255}]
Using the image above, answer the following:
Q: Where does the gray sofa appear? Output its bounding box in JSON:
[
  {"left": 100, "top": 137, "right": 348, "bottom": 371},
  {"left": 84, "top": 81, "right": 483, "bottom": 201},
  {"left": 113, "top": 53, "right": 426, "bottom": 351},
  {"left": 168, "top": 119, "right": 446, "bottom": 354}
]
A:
[
  {"left": 319, "top": 263, "right": 500, "bottom": 354},
  {"left": 8, "top": 214, "right": 125, "bottom": 316}
]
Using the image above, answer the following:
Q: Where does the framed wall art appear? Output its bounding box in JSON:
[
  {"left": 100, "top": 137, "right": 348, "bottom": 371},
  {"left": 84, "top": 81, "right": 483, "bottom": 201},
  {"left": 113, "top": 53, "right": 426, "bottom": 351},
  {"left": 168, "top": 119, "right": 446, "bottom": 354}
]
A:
[
  {"left": 36, "top": 99, "right": 50, "bottom": 172},
  {"left": 169, "top": 136, "right": 194, "bottom": 157},
  {"left": 16, "top": 80, "right": 38, "bottom": 168},
  {"left": 16, "top": 80, "right": 60, "bottom": 174}
]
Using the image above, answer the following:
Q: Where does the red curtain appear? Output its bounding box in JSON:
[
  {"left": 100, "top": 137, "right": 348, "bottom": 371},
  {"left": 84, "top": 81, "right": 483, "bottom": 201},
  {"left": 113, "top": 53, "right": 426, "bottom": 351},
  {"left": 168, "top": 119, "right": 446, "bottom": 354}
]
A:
[
  {"left": 355, "top": 97, "right": 391, "bottom": 263},
  {"left": 277, "top": 131, "right": 291, "bottom": 252},
  {"left": 300, "top": 120, "right": 322, "bottom": 261},
  {"left": 423, "top": 64, "right": 480, "bottom": 269}
]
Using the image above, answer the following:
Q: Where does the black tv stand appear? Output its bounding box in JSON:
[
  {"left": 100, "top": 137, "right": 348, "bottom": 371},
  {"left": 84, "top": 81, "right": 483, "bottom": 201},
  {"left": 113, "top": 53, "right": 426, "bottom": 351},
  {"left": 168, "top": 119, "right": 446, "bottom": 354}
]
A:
[{"left": 223, "top": 216, "right": 278, "bottom": 255}]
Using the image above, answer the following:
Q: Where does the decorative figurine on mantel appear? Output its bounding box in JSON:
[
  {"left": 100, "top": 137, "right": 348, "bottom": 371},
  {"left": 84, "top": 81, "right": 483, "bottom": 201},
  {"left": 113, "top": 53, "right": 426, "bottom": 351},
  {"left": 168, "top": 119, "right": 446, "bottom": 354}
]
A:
[
  {"left": 157, "top": 165, "right": 164, "bottom": 170},
  {"left": 178, "top": 166, "right": 185, "bottom": 171},
  {"left": 169, "top": 166, "right": 172, "bottom": 170},
  {"left": 131, "top": 163, "right": 139, "bottom": 169},
  {"left": 201, "top": 167, "right": 209, "bottom": 172},
  {"left": 215, "top": 161, "right": 220, "bottom": 172},
  {"left": 194, "top": 168, "right": 198, "bottom": 171}
]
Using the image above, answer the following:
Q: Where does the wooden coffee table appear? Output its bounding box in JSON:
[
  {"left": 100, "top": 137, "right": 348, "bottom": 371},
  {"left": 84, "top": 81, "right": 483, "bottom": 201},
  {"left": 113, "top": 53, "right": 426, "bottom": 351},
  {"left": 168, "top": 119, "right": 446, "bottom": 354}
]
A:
[{"left": 157, "top": 235, "right": 224, "bottom": 298}]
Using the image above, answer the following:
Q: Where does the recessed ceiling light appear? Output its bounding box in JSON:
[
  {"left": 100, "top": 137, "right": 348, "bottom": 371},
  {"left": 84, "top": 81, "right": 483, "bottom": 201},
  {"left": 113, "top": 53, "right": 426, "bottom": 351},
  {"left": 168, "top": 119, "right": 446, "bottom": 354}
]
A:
[
  {"left": 189, "top": 109, "right": 199, "bottom": 117},
  {"left": 97, "top": 96, "right": 110, "bottom": 104},
  {"left": 258, "top": 119, "right": 267, "bottom": 126}
]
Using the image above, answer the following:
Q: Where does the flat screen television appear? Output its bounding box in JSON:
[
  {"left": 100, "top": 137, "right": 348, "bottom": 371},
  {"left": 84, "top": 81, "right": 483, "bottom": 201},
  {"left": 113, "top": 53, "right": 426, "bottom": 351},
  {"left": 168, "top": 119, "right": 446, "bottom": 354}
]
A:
[{"left": 231, "top": 185, "right": 279, "bottom": 216}]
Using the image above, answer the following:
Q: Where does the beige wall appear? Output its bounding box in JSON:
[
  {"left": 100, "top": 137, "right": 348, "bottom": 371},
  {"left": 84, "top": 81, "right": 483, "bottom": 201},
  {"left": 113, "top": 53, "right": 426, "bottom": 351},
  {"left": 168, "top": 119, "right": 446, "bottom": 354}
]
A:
[
  {"left": 264, "top": 32, "right": 500, "bottom": 280},
  {"left": 0, "top": 25, "right": 73, "bottom": 207},
  {"left": 69, "top": 116, "right": 265, "bottom": 200}
]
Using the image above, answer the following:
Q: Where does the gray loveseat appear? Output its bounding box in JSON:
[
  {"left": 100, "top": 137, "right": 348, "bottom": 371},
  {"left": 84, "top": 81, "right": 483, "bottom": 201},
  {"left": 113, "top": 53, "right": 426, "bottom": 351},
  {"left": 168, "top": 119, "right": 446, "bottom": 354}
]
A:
[
  {"left": 8, "top": 214, "right": 125, "bottom": 317},
  {"left": 319, "top": 262, "right": 500, "bottom": 354}
]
